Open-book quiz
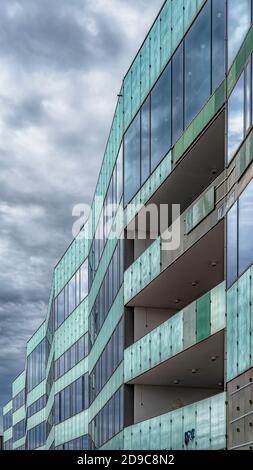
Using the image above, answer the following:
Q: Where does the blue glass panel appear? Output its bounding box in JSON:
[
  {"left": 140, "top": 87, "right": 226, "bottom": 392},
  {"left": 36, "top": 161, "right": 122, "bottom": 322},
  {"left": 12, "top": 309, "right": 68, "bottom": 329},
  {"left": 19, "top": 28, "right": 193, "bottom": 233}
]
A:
[
  {"left": 151, "top": 63, "right": 171, "bottom": 171},
  {"left": 227, "top": 73, "right": 244, "bottom": 162},
  {"left": 227, "top": 0, "right": 251, "bottom": 68},
  {"left": 239, "top": 180, "right": 253, "bottom": 274},
  {"left": 185, "top": 1, "right": 211, "bottom": 127}
]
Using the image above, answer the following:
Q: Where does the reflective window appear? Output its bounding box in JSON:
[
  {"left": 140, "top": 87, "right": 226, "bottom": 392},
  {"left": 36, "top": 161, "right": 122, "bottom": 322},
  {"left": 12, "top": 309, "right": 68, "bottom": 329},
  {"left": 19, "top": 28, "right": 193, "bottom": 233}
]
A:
[
  {"left": 90, "top": 387, "right": 124, "bottom": 449},
  {"left": 246, "top": 60, "right": 252, "bottom": 131},
  {"left": 3, "top": 410, "right": 12, "bottom": 431},
  {"left": 124, "top": 113, "right": 140, "bottom": 205},
  {"left": 239, "top": 180, "right": 253, "bottom": 274},
  {"left": 141, "top": 96, "right": 150, "bottom": 184},
  {"left": 13, "top": 419, "right": 25, "bottom": 442},
  {"left": 227, "top": 73, "right": 244, "bottom": 162},
  {"left": 27, "top": 338, "right": 49, "bottom": 391},
  {"left": 26, "top": 422, "right": 46, "bottom": 450},
  {"left": 68, "top": 275, "right": 76, "bottom": 314},
  {"left": 212, "top": 0, "right": 225, "bottom": 91},
  {"left": 57, "top": 289, "right": 65, "bottom": 327},
  {"left": 185, "top": 1, "right": 211, "bottom": 127},
  {"left": 172, "top": 43, "right": 184, "bottom": 145},
  {"left": 227, "top": 203, "right": 238, "bottom": 288},
  {"left": 151, "top": 62, "right": 171, "bottom": 171},
  {"left": 228, "top": 0, "right": 251, "bottom": 68}
]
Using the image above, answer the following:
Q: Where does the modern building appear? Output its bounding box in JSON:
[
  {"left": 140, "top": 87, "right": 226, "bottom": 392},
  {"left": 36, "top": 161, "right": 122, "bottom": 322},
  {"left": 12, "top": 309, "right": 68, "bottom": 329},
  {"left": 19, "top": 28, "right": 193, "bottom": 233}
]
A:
[{"left": 2, "top": 0, "right": 253, "bottom": 451}]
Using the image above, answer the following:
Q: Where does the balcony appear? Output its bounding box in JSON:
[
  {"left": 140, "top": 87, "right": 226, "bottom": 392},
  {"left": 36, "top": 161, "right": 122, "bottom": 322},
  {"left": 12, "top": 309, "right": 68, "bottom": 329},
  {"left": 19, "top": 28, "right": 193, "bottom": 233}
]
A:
[
  {"left": 124, "top": 175, "right": 225, "bottom": 309},
  {"left": 124, "top": 282, "right": 225, "bottom": 384},
  {"left": 102, "top": 392, "right": 226, "bottom": 450}
]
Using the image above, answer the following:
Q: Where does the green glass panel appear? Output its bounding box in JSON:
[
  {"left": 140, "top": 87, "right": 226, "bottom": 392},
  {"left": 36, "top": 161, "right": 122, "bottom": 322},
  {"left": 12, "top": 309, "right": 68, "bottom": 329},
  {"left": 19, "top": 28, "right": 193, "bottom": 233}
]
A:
[
  {"left": 171, "top": 312, "right": 183, "bottom": 356},
  {"left": 226, "top": 283, "right": 238, "bottom": 381},
  {"left": 184, "top": 0, "right": 197, "bottom": 30},
  {"left": 140, "top": 420, "right": 150, "bottom": 449},
  {"left": 131, "top": 55, "right": 141, "bottom": 116},
  {"left": 210, "top": 282, "right": 226, "bottom": 334},
  {"left": 172, "top": 0, "right": 184, "bottom": 51},
  {"left": 141, "top": 334, "right": 150, "bottom": 373},
  {"left": 196, "top": 399, "right": 210, "bottom": 449},
  {"left": 238, "top": 270, "right": 251, "bottom": 375},
  {"left": 183, "top": 302, "right": 196, "bottom": 349},
  {"left": 160, "top": 414, "right": 171, "bottom": 450},
  {"left": 150, "top": 20, "right": 161, "bottom": 86},
  {"left": 196, "top": 292, "right": 211, "bottom": 342},
  {"left": 150, "top": 327, "right": 161, "bottom": 368},
  {"left": 160, "top": 1, "right": 172, "bottom": 69},
  {"left": 182, "top": 403, "right": 196, "bottom": 450},
  {"left": 236, "top": 128, "right": 253, "bottom": 179},
  {"left": 131, "top": 423, "right": 141, "bottom": 450},
  {"left": 160, "top": 319, "right": 172, "bottom": 362},
  {"left": 210, "top": 393, "right": 226, "bottom": 449},
  {"left": 124, "top": 71, "right": 132, "bottom": 129},
  {"left": 140, "top": 40, "right": 150, "bottom": 103},
  {"left": 150, "top": 416, "right": 161, "bottom": 450},
  {"left": 171, "top": 408, "right": 183, "bottom": 449}
]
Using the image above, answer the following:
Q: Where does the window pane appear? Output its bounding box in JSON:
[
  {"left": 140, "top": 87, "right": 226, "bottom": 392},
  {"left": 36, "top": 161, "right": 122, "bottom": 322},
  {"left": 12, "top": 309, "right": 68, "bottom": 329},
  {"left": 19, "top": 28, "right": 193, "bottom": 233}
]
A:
[
  {"left": 57, "top": 290, "right": 65, "bottom": 327},
  {"left": 239, "top": 180, "right": 253, "bottom": 274},
  {"left": 68, "top": 275, "right": 76, "bottom": 314},
  {"left": 227, "top": 202, "right": 238, "bottom": 288},
  {"left": 246, "top": 60, "right": 251, "bottom": 131},
  {"left": 80, "top": 260, "right": 88, "bottom": 301},
  {"left": 212, "top": 0, "right": 225, "bottom": 91},
  {"left": 116, "top": 145, "right": 123, "bottom": 203},
  {"left": 172, "top": 43, "right": 184, "bottom": 144},
  {"left": 227, "top": 73, "right": 244, "bottom": 162},
  {"left": 151, "top": 62, "right": 171, "bottom": 171},
  {"left": 185, "top": 1, "right": 211, "bottom": 127},
  {"left": 124, "top": 112, "right": 140, "bottom": 206},
  {"left": 141, "top": 96, "right": 150, "bottom": 184},
  {"left": 228, "top": 0, "right": 251, "bottom": 68}
]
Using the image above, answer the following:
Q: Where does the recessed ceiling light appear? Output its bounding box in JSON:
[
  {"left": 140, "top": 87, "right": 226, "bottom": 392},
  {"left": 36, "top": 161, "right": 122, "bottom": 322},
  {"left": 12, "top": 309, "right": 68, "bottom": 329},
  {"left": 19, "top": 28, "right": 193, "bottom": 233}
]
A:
[
  {"left": 211, "top": 261, "right": 217, "bottom": 267},
  {"left": 217, "top": 382, "right": 223, "bottom": 387},
  {"left": 191, "top": 368, "right": 198, "bottom": 374},
  {"left": 175, "top": 299, "right": 181, "bottom": 304},
  {"left": 210, "top": 356, "right": 218, "bottom": 362},
  {"left": 191, "top": 281, "right": 198, "bottom": 287},
  {"left": 173, "top": 379, "right": 180, "bottom": 385},
  {"left": 211, "top": 168, "right": 217, "bottom": 175}
]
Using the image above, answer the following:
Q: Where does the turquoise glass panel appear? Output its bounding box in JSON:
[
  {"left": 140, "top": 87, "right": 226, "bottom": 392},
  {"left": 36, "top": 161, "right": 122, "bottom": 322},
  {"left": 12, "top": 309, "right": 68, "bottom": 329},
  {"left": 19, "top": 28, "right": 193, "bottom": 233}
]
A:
[
  {"left": 160, "top": 413, "right": 171, "bottom": 450},
  {"left": 150, "top": 20, "right": 161, "bottom": 86},
  {"left": 140, "top": 40, "right": 150, "bottom": 103},
  {"left": 171, "top": 408, "right": 183, "bottom": 449},
  {"left": 237, "top": 270, "right": 251, "bottom": 375},
  {"left": 172, "top": 0, "right": 184, "bottom": 51},
  {"left": 227, "top": 283, "right": 238, "bottom": 381},
  {"left": 124, "top": 71, "right": 132, "bottom": 128},
  {"left": 160, "top": 1, "right": 172, "bottom": 69},
  {"left": 183, "top": 403, "right": 196, "bottom": 450},
  {"left": 196, "top": 399, "right": 210, "bottom": 449},
  {"left": 131, "top": 55, "right": 141, "bottom": 114},
  {"left": 210, "top": 282, "right": 226, "bottom": 334},
  {"left": 210, "top": 393, "right": 226, "bottom": 449}
]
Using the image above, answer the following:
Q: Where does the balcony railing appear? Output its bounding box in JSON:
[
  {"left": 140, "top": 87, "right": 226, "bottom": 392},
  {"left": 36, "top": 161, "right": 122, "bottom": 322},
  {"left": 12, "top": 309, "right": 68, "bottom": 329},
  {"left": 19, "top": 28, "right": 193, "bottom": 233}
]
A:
[
  {"left": 124, "top": 282, "right": 225, "bottom": 383},
  {"left": 102, "top": 392, "right": 226, "bottom": 450}
]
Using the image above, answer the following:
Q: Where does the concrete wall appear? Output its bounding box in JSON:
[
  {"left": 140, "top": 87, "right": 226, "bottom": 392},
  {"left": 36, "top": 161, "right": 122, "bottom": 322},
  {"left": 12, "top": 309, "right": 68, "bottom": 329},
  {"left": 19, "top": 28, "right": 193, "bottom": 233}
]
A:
[
  {"left": 134, "top": 385, "right": 219, "bottom": 423},
  {"left": 134, "top": 307, "right": 176, "bottom": 342}
]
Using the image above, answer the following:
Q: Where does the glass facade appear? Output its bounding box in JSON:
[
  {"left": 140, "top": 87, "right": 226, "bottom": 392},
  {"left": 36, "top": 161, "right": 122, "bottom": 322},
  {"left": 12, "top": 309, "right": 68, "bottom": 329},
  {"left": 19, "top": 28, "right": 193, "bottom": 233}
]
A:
[
  {"left": 227, "top": 179, "right": 253, "bottom": 287},
  {"left": 227, "top": 53, "right": 253, "bottom": 162},
  {"left": 54, "top": 374, "right": 89, "bottom": 424},
  {"left": 124, "top": 0, "right": 226, "bottom": 205},
  {"left": 3, "top": 0, "right": 253, "bottom": 453},
  {"left": 228, "top": 0, "right": 252, "bottom": 68}
]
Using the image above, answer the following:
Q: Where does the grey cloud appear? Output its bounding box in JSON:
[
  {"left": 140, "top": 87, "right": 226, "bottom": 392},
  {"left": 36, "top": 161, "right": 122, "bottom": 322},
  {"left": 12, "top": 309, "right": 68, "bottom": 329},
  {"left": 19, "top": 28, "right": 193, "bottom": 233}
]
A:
[{"left": 0, "top": 0, "right": 164, "bottom": 433}]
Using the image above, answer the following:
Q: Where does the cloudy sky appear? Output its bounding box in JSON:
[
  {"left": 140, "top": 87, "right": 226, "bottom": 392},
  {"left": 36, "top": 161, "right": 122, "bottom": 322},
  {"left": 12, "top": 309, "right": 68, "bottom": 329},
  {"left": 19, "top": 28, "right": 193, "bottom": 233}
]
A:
[{"left": 0, "top": 0, "right": 163, "bottom": 431}]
